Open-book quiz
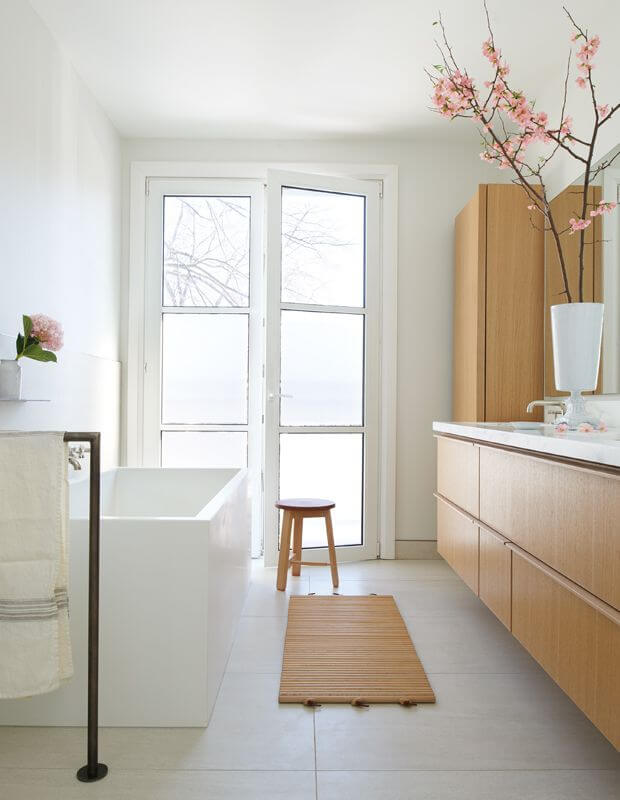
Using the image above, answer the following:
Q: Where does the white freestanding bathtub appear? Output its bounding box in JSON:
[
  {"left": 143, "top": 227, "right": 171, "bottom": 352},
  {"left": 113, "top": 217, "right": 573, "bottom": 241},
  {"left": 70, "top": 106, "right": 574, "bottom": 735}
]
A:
[{"left": 0, "top": 467, "right": 251, "bottom": 727}]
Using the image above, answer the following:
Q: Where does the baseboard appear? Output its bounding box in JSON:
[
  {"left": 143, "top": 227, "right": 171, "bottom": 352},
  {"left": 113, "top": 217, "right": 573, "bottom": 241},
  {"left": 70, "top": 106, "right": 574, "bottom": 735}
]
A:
[{"left": 395, "top": 540, "right": 440, "bottom": 559}]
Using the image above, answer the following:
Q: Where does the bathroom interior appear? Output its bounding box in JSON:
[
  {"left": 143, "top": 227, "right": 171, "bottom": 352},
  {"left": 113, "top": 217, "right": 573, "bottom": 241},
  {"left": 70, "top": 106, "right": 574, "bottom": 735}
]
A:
[{"left": 0, "top": 1, "right": 619, "bottom": 798}]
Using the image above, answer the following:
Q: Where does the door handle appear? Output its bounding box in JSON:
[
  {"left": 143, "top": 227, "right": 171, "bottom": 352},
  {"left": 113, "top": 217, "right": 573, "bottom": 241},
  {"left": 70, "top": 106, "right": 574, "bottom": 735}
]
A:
[{"left": 268, "top": 392, "right": 293, "bottom": 399}]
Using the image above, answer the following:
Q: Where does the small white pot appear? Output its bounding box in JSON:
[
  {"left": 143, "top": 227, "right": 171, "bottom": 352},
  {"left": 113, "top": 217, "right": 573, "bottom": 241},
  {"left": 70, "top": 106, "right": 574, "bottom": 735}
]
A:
[
  {"left": 0, "top": 359, "right": 22, "bottom": 400},
  {"left": 550, "top": 302, "right": 603, "bottom": 428}
]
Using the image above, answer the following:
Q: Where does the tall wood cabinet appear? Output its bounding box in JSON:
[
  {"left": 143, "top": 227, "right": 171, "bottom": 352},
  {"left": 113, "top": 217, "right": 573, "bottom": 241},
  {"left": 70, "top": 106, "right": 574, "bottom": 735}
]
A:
[{"left": 453, "top": 185, "right": 544, "bottom": 422}]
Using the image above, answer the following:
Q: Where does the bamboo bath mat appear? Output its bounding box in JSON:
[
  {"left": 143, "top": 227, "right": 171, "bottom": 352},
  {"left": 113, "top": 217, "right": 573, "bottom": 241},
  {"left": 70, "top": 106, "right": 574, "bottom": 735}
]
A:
[{"left": 279, "top": 595, "right": 435, "bottom": 705}]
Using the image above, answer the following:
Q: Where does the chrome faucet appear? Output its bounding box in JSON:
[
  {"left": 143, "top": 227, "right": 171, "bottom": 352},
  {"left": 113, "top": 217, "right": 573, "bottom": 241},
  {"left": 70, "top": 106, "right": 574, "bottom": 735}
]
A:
[
  {"left": 526, "top": 400, "right": 566, "bottom": 422},
  {"left": 68, "top": 444, "right": 87, "bottom": 471}
]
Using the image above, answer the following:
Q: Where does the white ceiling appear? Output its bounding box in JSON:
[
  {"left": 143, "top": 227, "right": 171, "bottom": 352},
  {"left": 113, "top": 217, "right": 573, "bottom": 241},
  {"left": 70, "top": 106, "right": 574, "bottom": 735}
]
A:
[{"left": 28, "top": 0, "right": 619, "bottom": 139}]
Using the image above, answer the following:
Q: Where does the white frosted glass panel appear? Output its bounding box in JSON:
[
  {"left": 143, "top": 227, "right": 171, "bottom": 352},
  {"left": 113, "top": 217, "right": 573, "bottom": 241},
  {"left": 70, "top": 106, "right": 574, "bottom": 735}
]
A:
[
  {"left": 163, "top": 196, "right": 250, "bottom": 307},
  {"left": 162, "top": 314, "right": 248, "bottom": 424},
  {"left": 280, "top": 311, "right": 363, "bottom": 426},
  {"left": 161, "top": 432, "right": 247, "bottom": 468},
  {"left": 281, "top": 188, "right": 364, "bottom": 306},
  {"left": 279, "top": 434, "right": 363, "bottom": 547}
]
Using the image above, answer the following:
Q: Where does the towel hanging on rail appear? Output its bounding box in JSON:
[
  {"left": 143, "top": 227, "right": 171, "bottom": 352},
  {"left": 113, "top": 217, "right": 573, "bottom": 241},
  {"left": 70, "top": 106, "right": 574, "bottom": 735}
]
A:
[{"left": 0, "top": 431, "right": 73, "bottom": 698}]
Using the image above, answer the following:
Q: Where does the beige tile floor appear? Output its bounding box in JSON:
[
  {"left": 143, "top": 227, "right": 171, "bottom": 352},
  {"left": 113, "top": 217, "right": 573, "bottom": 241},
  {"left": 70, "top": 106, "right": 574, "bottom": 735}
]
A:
[{"left": 1, "top": 559, "right": 618, "bottom": 799}]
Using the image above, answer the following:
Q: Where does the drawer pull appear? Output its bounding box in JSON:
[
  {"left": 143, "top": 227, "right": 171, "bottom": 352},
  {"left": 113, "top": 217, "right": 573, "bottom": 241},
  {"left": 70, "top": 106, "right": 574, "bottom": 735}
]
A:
[
  {"left": 477, "top": 521, "right": 510, "bottom": 545},
  {"left": 433, "top": 492, "right": 476, "bottom": 524}
]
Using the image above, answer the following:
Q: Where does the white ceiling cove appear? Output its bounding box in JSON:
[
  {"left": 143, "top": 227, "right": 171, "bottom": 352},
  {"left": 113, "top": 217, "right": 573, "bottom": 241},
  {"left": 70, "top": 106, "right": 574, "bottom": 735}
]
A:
[{"left": 28, "top": 0, "right": 620, "bottom": 139}]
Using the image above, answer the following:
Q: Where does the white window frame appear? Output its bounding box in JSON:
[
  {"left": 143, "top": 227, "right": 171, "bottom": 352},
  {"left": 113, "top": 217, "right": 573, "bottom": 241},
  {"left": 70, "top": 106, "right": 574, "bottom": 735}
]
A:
[
  {"left": 127, "top": 161, "right": 398, "bottom": 559},
  {"left": 142, "top": 179, "right": 263, "bottom": 461}
]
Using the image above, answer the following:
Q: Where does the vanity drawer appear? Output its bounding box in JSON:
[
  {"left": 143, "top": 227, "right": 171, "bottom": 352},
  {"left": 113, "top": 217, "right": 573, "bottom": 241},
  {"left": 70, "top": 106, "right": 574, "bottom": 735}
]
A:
[
  {"left": 436, "top": 436, "right": 479, "bottom": 517},
  {"left": 511, "top": 548, "right": 620, "bottom": 750},
  {"left": 436, "top": 496, "right": 479, "bottom": 593},
  {"left": 479, "top": 445, "right": 620, "bottom": 609},
  {"left": 479, "top": 526, "right": 512, "bottom": 629}
]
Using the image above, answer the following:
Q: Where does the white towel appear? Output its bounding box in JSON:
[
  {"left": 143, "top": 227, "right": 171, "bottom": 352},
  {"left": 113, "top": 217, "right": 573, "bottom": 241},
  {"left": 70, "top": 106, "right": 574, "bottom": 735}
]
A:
[{"left": 0, "top": 432, "right": 73, "bottom": 698}]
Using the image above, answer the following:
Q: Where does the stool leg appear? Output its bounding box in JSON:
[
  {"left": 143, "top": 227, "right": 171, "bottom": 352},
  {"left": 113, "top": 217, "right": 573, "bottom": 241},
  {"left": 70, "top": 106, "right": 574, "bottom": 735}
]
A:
[
  {"left": 292, "top": 514, "right": 303, "bottom": 577},
  {"left": 324, "top": 510, "right": 339, "bottom": 588},
  {"left": 277, "top": 510, "right": 293, "bottom": 591}
]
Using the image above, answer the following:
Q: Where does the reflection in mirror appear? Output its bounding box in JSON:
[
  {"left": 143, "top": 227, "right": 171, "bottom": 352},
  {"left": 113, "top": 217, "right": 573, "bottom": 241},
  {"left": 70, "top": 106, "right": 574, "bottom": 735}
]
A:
[{"left": 545, "top": 144, "right": 620, "bottom": 395}]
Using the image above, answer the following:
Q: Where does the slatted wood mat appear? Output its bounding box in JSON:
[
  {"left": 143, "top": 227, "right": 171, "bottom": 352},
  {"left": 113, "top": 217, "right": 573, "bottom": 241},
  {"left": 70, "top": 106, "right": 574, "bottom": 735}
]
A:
[{"left": 279, "top": 595, "right": 436, "bottom": 705}]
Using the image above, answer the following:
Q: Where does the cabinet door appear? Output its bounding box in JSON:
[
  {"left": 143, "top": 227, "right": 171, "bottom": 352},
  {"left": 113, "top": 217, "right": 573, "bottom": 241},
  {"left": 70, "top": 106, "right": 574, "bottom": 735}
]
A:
[
  {"left": 479, "top": 527, "right": 512, "bottom": 629},
  {"left": 436, "top": 436, "right": 479, "bottom": 517},
  {"left": 479, "top": 445, "right": 620, "bottom": 609},
  {"left": 512, "top": 550, "right": 620, "bottom": 750},
  {"left": 436, "top": 496, "right": 479, "bottom": 594},
  {"left": 485, "top": 185, "right": 544, "bottom": 422},
  {"left": 453, "top": 187, "right": 486, "bottom": 422}
]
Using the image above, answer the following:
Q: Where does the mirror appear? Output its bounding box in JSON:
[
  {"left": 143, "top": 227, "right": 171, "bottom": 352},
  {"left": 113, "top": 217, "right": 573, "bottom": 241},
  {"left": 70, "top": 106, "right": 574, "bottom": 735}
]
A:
[{"left": 544, "top": 144, "right": 620, "bottom": 395}]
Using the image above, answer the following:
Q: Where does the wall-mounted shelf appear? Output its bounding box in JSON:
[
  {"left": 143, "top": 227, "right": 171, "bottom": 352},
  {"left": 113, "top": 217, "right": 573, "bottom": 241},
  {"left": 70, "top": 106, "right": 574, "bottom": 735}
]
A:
[{"left": 0, "top": 398, "right": 50, "bottom": 402}]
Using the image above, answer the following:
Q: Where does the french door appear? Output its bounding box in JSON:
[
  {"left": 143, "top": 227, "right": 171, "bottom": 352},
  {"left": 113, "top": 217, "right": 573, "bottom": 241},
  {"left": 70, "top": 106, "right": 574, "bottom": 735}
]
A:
[
  {"left": 263, "top": 170, "right": 381, "bottom": 566},
  {"left": 141, "top": 172, "right": 381, "bottom": 564},
  {"left": 142, "top": 179, "right": 264, "bottom": 552}
]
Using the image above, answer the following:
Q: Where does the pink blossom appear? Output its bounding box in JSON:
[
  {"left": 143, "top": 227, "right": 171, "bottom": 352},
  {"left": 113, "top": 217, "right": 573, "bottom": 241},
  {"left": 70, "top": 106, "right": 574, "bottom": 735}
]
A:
[
  {"left": 570, "top": 32, "right": 580, "bottom": 43},
  {"left": 598, "top": 421, "right": 608, "bottom": 432},
  {"left": 590, "top": 200, "right": 617, "bottom": 217},
  {"left": 569, "top": 217, "right": 592, "bottom": 234},
  {"left": 29, "top": 314, "right": 64, "bottom": 351},
  {"left": 576, "top": 76, "right": 587, "bottom": 89},
  {"left": 575, "top": 35, "right": 600, "bottom": 81},
  {"left": 555, "top": 422, "right": 569, "bottom": 433},
  {"left": 431, "top": 72, "right": 478, "bottom": 119},
  {"left": 482, "top": 39, "right": 500, "bottom": 66},
  {"left": 597, "top": 104, "right": 610, "bottom": 119},
  {"left": 577, "top": 422, "right": 595, "bottom": 433},
  {"left": 559, "top": 116, "right": 573, "bottom": 136}
]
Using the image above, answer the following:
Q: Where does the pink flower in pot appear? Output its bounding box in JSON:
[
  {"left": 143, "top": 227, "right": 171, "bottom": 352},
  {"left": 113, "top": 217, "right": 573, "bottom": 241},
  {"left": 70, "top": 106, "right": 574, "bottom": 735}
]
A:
[{"left": 15, "top": 314, "right": 64, "bottom": 363}]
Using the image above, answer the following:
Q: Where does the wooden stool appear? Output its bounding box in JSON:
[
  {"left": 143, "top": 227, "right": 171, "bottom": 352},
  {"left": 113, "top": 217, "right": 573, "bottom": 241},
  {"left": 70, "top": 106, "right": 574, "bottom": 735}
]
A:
[{"left": 275, "top": 498, "right": 339, "bottom": 591}]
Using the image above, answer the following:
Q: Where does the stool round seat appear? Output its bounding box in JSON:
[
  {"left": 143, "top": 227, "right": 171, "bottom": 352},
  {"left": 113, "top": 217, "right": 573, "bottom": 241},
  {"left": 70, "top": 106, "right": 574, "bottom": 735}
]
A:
[{"left": 276, "top": 497, "right": 335, "bottom": 511}]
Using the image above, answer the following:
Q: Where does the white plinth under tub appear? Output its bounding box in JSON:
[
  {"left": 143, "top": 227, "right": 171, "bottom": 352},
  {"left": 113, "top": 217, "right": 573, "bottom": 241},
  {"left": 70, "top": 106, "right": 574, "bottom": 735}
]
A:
[{"left": 0, "top": 467, "right": 251, "bottom": 727}]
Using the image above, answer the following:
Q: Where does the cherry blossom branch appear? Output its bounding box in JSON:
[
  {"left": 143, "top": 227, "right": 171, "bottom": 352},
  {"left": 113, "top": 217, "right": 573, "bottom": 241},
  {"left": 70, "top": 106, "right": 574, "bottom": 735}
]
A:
[{"left": 428, "top": 2, "right": 618, "bottom": 303}]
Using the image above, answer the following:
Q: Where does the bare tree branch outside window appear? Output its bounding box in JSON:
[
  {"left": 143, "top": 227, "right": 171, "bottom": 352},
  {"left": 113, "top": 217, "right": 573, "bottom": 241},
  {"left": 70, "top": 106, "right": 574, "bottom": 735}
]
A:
[{"left": 163, "top": 191, "right": 362, "bottom": 308}]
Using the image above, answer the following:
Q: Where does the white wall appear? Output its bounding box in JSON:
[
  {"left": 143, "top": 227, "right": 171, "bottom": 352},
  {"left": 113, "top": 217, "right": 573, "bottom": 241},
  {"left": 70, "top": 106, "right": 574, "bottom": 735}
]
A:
[
  {"left": 0, "top": 0, "right": 122, "bottom": 466},
  {"left": 121, "top": 137, "right": 500, "bottom": 545}
]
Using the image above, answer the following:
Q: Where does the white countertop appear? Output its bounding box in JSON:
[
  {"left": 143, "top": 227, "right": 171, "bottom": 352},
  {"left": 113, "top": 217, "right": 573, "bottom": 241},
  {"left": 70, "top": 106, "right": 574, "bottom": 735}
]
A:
[{"left": 433, "top": 421, "right": 620, "bottom": 469}]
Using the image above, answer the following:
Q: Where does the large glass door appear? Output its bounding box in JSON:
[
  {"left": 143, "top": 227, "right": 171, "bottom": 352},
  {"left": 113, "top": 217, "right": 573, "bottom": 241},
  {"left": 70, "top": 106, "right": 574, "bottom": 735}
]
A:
[
  {"left": 143, "top": 179, "right": 263, "bottom": 552},
  {"left": 264, "top": 170, "right": 381, "bottom": 566}
]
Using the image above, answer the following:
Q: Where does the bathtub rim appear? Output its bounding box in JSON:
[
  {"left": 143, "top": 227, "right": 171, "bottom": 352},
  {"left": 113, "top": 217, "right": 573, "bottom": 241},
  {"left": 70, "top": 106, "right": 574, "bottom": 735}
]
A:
[{"left": 70, "top": 466, "right": 249, "bottom": 523}]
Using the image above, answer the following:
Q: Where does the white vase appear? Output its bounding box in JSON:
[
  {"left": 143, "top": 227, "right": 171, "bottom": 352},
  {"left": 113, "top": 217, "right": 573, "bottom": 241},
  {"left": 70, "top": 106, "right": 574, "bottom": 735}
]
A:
[
  {"left": 0, "top": 359, "right": 22, "bottom": 400},
  {"left": 550, "top": 302, "right": 604, "bottom": 428}
]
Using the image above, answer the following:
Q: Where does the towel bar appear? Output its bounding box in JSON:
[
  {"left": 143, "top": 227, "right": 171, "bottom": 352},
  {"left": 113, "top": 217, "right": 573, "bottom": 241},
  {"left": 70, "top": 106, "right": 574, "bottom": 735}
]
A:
[{"left": 63, "top": 432, "right": 108, "bottom": 783}]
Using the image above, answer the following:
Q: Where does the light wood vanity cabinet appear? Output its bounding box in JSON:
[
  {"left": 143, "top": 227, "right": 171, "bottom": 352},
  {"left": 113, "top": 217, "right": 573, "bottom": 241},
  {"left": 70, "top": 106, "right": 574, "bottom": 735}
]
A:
[
  {"left": 479, "top": 445, "right": 620, "bottom": 609},
  {"left": 436, "top": 436, "right": 479, "bottom": 517},
  {"left": 478, "top": 527, "right": 512, "bottom": 629},
  {"left": 436, "top": 497, "right": 479, "bottom": 594},
  {"left": 512, "top": 549, "right": 620, "bottom": 748},
  {"left": 435, "top": 433, "right": 620, "bottom": 750}
]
